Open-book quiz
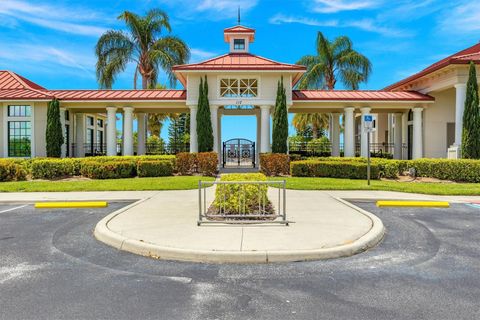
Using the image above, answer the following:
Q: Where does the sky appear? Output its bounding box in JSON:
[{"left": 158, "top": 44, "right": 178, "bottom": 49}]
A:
[{"left": 1, "top": 0, "right": 479, "bottom": 142}]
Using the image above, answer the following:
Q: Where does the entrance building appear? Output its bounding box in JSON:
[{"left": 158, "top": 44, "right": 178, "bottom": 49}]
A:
[{"left": 0, "top": 23, "right": 478, "bottom": 160}]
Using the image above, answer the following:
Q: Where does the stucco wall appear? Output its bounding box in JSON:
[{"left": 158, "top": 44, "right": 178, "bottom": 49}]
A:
[
  {"left": 424, "top": 88, "right": 455, "bottom": 158},
  {"left": 186, "top": 72, "right": 293, "bottom": 106},
  {"left": 34, "top": 102, "right": 48, "bottom": 157},
  {"left": 0, "top": 104, "right": 4, "bottom": 157}
]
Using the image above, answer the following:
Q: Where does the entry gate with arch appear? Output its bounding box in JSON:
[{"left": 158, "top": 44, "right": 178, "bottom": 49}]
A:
[{"left": 222, "top": 138, "right": 256, "bottom": 168}]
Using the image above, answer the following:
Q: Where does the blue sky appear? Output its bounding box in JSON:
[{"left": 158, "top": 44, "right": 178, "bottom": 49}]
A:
[{"left": 1, "top": 0, "right": 479, "bottom": 141}]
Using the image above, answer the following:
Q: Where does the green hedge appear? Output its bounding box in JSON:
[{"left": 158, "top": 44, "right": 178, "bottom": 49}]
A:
[
  {"left": 137, "top": 160, "right": 174, "bottom": 177},
  {"left": 213, "top": 173, "right": 268, "bottom": 214},
  {"left": 409, "top": 159, "right": 480, "bottom": 182},
  {"left": 80, "top": 161, "right": 136, "bottom": 179},
  {"left": 31, "top": 159, "right": 82, "bottom": 179},
  {"left": 0, "top": 160, "right": 27, "bottom": 182},
  {"left": 291, "top": 160, "right": 380, "bottom": 179}
]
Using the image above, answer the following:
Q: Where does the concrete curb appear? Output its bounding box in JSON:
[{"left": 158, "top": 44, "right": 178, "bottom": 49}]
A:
[{"left": 94, "top": 197, "right": 385, "bottom": 264}]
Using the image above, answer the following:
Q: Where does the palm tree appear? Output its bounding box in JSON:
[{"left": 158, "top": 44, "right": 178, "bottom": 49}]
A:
[
  {"left": 95, "top": 9, "right": 190, "bottom": 89},
  {"left": 296, "top": 31, "right": 372, "bottom": 90},
  {"left": 292, "top": 113, "right": 329, "bottom": 139}
]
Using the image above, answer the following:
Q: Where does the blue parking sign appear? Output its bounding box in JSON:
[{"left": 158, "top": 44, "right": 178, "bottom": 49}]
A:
[{"left": 364, "top": 115, "right": 373, "bottom": 122}]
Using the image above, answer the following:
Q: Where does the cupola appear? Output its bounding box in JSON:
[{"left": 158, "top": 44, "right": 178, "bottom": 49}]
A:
[{"left": 224, "top": 25, "right": 255, "bottom": 53}]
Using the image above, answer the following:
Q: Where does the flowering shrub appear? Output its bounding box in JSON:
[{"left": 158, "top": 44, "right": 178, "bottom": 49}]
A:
[{"left": 260, "top": 153, "right": 290, "bottom": 176}]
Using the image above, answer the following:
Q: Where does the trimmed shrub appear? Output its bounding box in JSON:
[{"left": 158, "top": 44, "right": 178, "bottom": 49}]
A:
[
  {"left": 213, "top": 173, "right": 268, "bottom": 214},
  {"left": 291, "top": 160, "right": 380, "bottom": 179},
  {"left": 137, "top": 160, "right": 174, "bottom": 177},
  {"left": 176, "top": 152, "right": 196, "bottom": 175},
  {"left": 0, "top": 160, "right": 27, "bottom": 182},
  {"left": 260, "top": 153, "right": 290, "bottom": 176},
  {"left": 408, "top": 159, "right": 480, "bottom": 182},
  {"left": 80, "top": 161, "right": 136, "bottom": 179},
  {"left": 197, "top": 152, "right": 218, "bottom": 176},
  {"left": 31, "top": 159, "right": 78, "bottom": 179}
]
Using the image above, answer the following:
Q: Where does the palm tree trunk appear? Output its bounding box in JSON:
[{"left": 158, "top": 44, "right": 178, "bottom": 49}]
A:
[
  {"left": 142, "top": 74, "right": 149, "bottom": 90},
  {"left": 312, "top": 124, "right": 318, "bottom": 139}
]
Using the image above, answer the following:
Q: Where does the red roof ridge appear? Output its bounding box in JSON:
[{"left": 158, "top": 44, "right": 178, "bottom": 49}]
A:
[
  {"left": 5, "top": 70, "right": 47, "bottom": 90},
  {"left": 224, "top": 25, "right": 255, "bottom": 32},
  {"left": 385, "top": 42, "right": 480, "bottom": 91}
]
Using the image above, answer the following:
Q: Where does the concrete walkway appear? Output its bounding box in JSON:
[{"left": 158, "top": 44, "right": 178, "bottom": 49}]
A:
[{"left": 2, "top": 189, "right": 478, "bottom": 264}]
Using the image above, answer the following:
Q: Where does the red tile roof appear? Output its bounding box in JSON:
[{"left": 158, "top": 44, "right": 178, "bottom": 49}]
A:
[
  {"left": 224, "top": 25, "right": 255, "bottom": 33},
  {"left": 172, "top": 53, "right": 306, "bottom": 71},
  {"left": 0, "top": 71, "right": 52, "bottom": 99},
  {"left": 385, "top": 43, "right": 480, "bottom": 91},
  {"left": 50, "top": 89, "right": 186, "bottom": 101},
  {"left": 292, "top": 90, "right": 434, "bottom": 101}
]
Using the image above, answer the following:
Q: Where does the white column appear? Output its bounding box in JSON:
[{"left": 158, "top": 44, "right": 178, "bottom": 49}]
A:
[
  {"left": 75, "top": 113, "right": 85, "bottom": 158},
  {"left": 331, "top": 113, "right": 341, "bottom": 157},
  {"left": 60, "top": 108, "right": 66, "bottom": 158},
  {"left": 210, "top": 105, "right": 219, "bottom": 153},
  {"left": 137, "top": 113, "right": 146, "bottom": 155},
  {"left": 360, "top": 107, "right": 371, "bottom": 158},
  {"left": 260, "top": 105, "right": 271, "bottom": 153},
  {"left": 412, "top": 107, "right": 423, "bottom": 159},
  {"left": 454, "top": 83, "right": 467, "bottom": 146},
  {"left": 189, "top": 105, "right": 198, "bottom": 153},
  {"left": 394, "top": 113, "right": 403, "bottom": 160},
  {"left": 256, "top": 112, "right": 261, "bottom": 165},
  {"left": 123, "top": 107, "right": 134, "bottom": 156},
  {"left": 106, "top": 107, "right": 117, "bottom": 156},
  {"left": 217, "top": 112, "right": 222, "bottom": 161},
  {"left": 344, "top": 107, "right": 355, "bottom": 157}
]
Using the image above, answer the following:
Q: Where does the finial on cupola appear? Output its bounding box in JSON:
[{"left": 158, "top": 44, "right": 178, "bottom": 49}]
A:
[{"left": 238, "top": 7, "right": 241, "bottom": 25}]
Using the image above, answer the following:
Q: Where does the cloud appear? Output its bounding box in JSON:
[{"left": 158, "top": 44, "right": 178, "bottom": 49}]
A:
[
  {"left": 269, "top": 14, "right": 338, "bottom": 27},
  {"left": 439, "top": 1, "right": 480, "bottom": 33},
  {"left": 269, "top": 14, "right": 408, "bottom": 37},
  {"left": 0, "top": 0, "right": 109, "bottom": 36},
  {"left": 159, "top": 0, "right": 258, "bottom": 20},
  {"left": 311, "top": 0, "right": 381, "bottom": 13},
  {"left": 190, "top": 48, "right": 219, "bottom": 62}
]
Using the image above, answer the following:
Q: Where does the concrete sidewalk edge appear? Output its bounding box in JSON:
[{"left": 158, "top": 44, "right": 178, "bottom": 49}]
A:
[{"left": 93, "top": 198, "right": 385, "bottom": 264}]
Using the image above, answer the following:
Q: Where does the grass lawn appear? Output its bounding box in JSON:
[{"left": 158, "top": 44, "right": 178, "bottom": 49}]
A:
[
  {"left": 271, "top": 177, "right": 480, "bottom": 196},
  {"left": 0, "top": 176, "right": 215, "bottom": 192}
]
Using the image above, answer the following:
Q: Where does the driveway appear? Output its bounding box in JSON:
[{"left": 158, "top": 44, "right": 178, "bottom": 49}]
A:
[{"left": 0, "top": 200, "right": 479, "bottom": 319}]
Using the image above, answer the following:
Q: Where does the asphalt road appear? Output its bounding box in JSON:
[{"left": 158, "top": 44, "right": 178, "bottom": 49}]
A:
[{"left": 0, "top": 200, "right": 479, "bottom": 320}]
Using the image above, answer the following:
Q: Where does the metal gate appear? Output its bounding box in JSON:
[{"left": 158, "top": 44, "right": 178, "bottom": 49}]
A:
[{"left": 222, "top": 138, "right": 255, "bottom": 168}]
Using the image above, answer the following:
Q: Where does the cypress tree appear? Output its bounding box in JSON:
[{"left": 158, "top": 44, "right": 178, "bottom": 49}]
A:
[
  {"left": 197, "top": 76, "right": 213, "bottom": 152},
  {"left": 461, "top": 61, "right": 480, "bottom": 159},
  {"left": 46, "top": 98, "right": 64, "bottom": 157},
  {"left": 272, "top": 77, "right": 289, "bottom": 153}
]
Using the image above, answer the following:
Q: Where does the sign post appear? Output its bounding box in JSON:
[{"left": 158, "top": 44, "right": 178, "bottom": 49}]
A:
[{"left": 363, "top": 114, "right": 374, "bottom": 186}]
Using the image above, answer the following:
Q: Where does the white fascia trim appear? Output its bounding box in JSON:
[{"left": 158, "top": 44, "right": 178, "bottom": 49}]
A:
[
  {"left": 293, "top": 100, "right": 435, "bottom": 104},
  {"left": 59, "top": 100, "right": 187, "bottom": 104}
]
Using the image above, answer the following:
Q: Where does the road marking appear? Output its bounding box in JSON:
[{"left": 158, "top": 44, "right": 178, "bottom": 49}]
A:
[
  {"left": 35, "top": 202, "right": 108, "bottom": 209},
  {"left": 0, "top": 204, "right": 28, "bottom": 214},
  {"left": 466, "top": 203, "right": 480, "bottom": 210},
  {"left": 376, "top": 200, "right": 450, "bottom": 208}
]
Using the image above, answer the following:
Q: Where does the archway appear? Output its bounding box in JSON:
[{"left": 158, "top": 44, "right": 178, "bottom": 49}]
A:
[{"left": 222, "top": 138, "right": 256, "bottom": 168}]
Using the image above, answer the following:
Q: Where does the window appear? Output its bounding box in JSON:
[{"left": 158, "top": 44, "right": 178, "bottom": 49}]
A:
[
  {"left": 65, "top": 110, "right": 70, "bottom": 121},
  {"left": 220, "top": 78, "right": 258, "bottom": 98},
  {"left": 8, "top": 121, "right": 31, "bottom": 157},
  {"left": 8, "top": 105, "right": 31, "bottom": 117},
  {"left": 97, "top": 119, "right": 103, "bottom": 128},
  {"left": 65, "top": 124, "right": 70, "bottom": 157},
  {"left": 87, "top": 116, "right": 94, "bottom": 126},
  {"left": 234, "top": 39, "right": 245, "bottom": 50},
  {"left": 96, "top": 130, "right": 103, "bottom": 145}
]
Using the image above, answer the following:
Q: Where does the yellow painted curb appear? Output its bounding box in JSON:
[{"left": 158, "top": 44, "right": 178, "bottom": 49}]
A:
[
  {"left": 35, "top": 202, "right": 108, "bottom": 209},
  {"left": 376, "top": 200, "right": 449, "bottom": 208}
]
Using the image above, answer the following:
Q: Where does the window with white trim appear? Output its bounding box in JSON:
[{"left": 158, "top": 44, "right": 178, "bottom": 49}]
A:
[
  {"left": 220, "top": 78, "right": 258, "bottom": 98},
  {"left": 7, "top": 105, "right": 32, "bottom": 157}
]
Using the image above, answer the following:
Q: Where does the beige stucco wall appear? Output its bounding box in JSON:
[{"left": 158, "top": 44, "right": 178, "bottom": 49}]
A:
[
  {"left": 0, "top": 104, "right": 4, "bottom": 158},
  {"left": 423, "top": 88, "right": 455, "bottom": 158},
  {"left": 34, "top": 102, "right": 48, "bottom": 157},
  {"left": 186, "top": 72, "right": 293, "bottom": 106}
]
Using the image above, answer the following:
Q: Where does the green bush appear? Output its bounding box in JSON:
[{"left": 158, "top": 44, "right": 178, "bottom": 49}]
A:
[
  {"left": 0, "top": 159, "right": 27, "bottom": 182},
  {"left": 291, "top": 160, "right": 380, "bottom": 179},
  {"left": 176, "top": 152, "right": 196, "bottom": 175},
  {"left": 80, "top": 161, "right": 136, "bottom": 179},
  {"left": 260, "top": 153, "right": 290, "bottom": 176},
  {"left": 137, "top": 160, "right": 173, "bottom": 177},
  {"left": 31, "top": 159, "right": 78, "bottom": 179},
  {"left": 213, "top": 173, "right": 268, "bottom": 214},
  {"left": 408, "top": 159, "right": 480, "bottom": 182}
]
